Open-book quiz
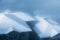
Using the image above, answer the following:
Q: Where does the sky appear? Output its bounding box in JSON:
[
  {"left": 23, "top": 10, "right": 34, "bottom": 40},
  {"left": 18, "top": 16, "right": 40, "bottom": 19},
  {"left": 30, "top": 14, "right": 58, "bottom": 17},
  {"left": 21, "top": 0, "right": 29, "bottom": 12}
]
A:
[{"left": 0, "top": 0, "right": 60, "bottom": 23}]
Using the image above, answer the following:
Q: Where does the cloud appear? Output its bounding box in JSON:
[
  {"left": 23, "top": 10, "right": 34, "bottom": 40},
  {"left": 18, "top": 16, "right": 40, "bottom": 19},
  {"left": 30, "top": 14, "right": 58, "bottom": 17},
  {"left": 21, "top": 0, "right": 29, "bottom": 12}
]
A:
[
  {"left": 0, "top": 0, "right": 60, "bottom": 19},
  {"left": 42, "top": 0, "right": 60, "bottom": 9},
  {"left": 0, "top": 10, "right": 12, "bottom": 14}
]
